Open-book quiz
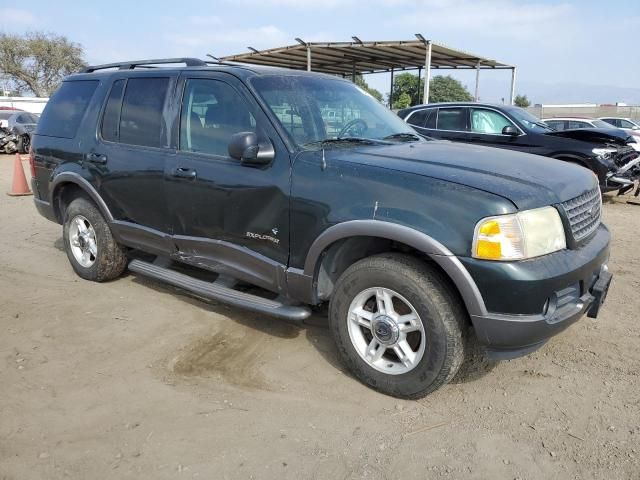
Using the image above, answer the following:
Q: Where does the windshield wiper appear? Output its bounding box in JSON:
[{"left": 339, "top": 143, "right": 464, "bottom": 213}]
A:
[
  {"left": 383, "top": 132, "right": 422, "bottom": 142},
  {"left": 303, "top": 137, "right": 391, "bottom": 149}
]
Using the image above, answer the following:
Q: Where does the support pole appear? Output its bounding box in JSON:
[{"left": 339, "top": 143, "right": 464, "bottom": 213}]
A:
[
  {"left": 423, "top": 41, "right": 432, "bottom": 104},
  {"left": 474, "top": 62, "right": 481, "bottom": 101},
  {"left": 417, "top": 66, "right": 422, "bottom": 103},
  {"left": 390, "top": 67, "right": 395, "bottom": 108},
  {"left": 306, "top": 46, "right": 311, "bottom": 71},
  {"left": 352, "top": 63, "right": 356, "bottom": 82},
  {"left": 509, "top": 67, "right": 517, "bottom": 105}
]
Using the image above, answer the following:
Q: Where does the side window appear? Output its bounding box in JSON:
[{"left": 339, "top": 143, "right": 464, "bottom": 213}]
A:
[
  {"left": 620, "top": 119, "right": 634, "bottom": 128},
  {"left": 545, "top": 120, "right": 564, "bottom": 131},
  {"left": 471, "top": 109, "right": 515, "bottom": 134},
  {"left": 37, "top": 80, "right": 99, "bottom": 138},
  {"left": 424, "top": 109, "right": 436, "bottom": 129},
  {"left": 180, "top": 79, "right": 256, "bottom": 157},
  {"left": 406, "top": 109, "right": 428, "bottom": 127},
  {"left": 568, "top": 121, "right": 589, "bottom": 129},
  {"left": 101, "top": 79, "right": 125, "bottom": 142},
  {"left": 119, "top": 77, "right": 170, "bottom": 148},
  {"left": 436, "top": 108, "right": 467, "bottom": 131}
]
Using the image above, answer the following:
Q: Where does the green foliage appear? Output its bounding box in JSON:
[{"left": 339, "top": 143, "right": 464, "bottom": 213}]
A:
[
  {"left": 428, "top": 75, "right": 473, "bottom": 103},
  {"left": 390, "top": 73, "right": 423, "bottom": 108},
  {"left": 0, "top": 32, "right": 86, "bottom": 97},
  {"left": 395, "top": 92, "right": 412, "bottom": 109},
  {"left": 514, "top": 94, "right": 531, "bottom": 108},
  {"left": 354, "top": 74, "right": 384, "bottom": 102},
  {"left": 390, "top": 73, "right": 473, "bottom": 108}
]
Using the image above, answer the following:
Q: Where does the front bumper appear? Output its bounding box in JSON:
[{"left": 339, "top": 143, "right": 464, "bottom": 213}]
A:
[{"left": 459, "top": 225, "right": 611, "bottom": 359}]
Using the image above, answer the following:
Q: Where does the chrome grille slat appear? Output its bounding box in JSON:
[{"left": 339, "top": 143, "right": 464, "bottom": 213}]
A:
[{"left": 561, "top": 186, "right": 601, "bottom": 242}]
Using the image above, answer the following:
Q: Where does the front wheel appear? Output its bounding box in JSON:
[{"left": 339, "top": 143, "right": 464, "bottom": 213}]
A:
[
  {"left": 63, "top": 197, "right": 128, "bottom": 282},
  {"left": 329, "top": 253, "right": 466, "bottom": 399}
]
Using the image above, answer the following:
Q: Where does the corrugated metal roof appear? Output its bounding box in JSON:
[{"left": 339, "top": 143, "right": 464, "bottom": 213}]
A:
[{"left": 221, "top": 39, "right": 512, "bottom": 76}]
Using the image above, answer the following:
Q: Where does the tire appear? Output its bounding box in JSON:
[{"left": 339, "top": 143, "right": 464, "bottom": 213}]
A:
[
  {"left": 62, "top": 197, "right": 127, "bottom": 282},
  {"left": 329, "top": 253, "right": 466, "bottom": 399},
  {"left": 17, "top": 134, "right": 30, "bottom": 154}
]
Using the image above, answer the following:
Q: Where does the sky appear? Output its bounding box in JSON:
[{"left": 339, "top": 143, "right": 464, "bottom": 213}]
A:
[{"left": 4, "top": 0, "right": 640, "bottom": 104}]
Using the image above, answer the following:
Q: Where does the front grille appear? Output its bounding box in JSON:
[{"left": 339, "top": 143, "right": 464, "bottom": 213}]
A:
[
  {"left": 614, "top": 146, "right": 638, "bottom": 167},
  {"left": 561, "top": 187, "right": 601, "bottom": 242}
]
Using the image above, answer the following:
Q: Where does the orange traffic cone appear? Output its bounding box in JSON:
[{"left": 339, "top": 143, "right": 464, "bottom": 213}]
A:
[{"left": 7, "top": 153, "right": 32, "bottom": 197}]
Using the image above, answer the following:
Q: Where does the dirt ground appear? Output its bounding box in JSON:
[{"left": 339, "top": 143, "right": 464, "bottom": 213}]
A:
[{"left": 0, "top": 153, "right": 638, "bottom": 480}]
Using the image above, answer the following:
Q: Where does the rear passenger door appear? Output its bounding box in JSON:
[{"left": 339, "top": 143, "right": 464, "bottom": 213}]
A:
[
  {"left": 164, "top": 72, "right": 291, "bottom": 289},
  {"left": 431, "top": 107, "right": 469, "bottom": 142},
  {"left": 91, "top": 73, "right": 178, "bottom": 245}
]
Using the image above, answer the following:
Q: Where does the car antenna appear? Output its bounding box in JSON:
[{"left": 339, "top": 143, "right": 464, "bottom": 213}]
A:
[{"left": 206, "top": 54, "right": 221, "bottom": 62}]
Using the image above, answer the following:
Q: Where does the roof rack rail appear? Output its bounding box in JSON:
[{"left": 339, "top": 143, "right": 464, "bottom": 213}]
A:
[{"left": 82, "top": 58, "right": 206, "bottom": 73}]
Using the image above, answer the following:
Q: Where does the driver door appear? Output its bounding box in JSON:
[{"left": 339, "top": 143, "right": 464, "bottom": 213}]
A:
[{"left": 164, "top": 73, "right": 292, "bottom": 289}]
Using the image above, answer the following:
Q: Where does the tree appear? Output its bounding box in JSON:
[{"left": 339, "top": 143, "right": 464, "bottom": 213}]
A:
[
  {"left": 394, "top": 92, "right": 412, "bottom": 109},
  {"left": 0, "top": 32, "right": 86, "bottom": 97},
  {"left": 354, "top": 74, "right": 383, "bottom": 102},
  {"left": 514, "top": 94, "right": 531, "bottom": 108},
  {"left": 389, "top": 73, "right": 473, "bottom": 108},
  {"left": 390, "top": 72, "right": 423, "bottom": 108},
  {"left": 428, "top": 75, "right": 473, "bottom": 103}
]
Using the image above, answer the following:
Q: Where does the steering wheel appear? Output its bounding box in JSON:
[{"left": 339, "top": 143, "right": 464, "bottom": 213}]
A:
[{"left": 338, "top": 118, "right": 368, "bottom": 138}]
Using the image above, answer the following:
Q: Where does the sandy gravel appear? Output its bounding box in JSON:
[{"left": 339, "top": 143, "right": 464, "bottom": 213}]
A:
[{"left": 0, "top": 154, "right": 639, "bottom": 479}]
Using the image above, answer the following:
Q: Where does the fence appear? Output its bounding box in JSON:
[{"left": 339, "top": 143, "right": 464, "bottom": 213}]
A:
[
  {"left": 526, "top": 105, "right": 640, "bottom": 121},
  {"left": 0, "top": 96, "right": 49, "bottom": 114}
]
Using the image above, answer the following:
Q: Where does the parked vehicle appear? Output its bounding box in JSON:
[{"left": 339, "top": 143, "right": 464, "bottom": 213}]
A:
[
  {"left": 0, "top": 110, "right": 38, "bottom": 151},
  {"left": 3, "top": 110, "right": 39, "bottom": 153},
  {"left": 542, "top": 117, "right": 640, "bottom": 152},
  {"left": 31, "top": 59, "right": 612, "bottom": 398},
  {"left": 599, "top": 117, "right": 640, "bottom": 141},
  {"left": 398, "top": 102, "right": 640, "bottom": 193},
  {"left": 599, "top": 117, "right": 640, "bottom": 131}
]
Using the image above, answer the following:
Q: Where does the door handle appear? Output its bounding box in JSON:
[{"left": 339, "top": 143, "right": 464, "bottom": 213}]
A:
[
  {"left": 171, "top": 167, "right": 197, "bottom": 179},
  {"left": 85, "top": 152, "right": 108, "bottom": 164}
]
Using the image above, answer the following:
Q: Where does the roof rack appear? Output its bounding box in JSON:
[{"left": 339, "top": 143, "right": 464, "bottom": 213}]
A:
[{"left": 82, "top": 58, "right": 206, "bottom": 73}]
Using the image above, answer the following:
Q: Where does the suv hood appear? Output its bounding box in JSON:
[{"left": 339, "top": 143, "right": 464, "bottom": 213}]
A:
[
  {"left": 545, "top": 127, "right": 631, "bottom": 145},
  {"left": 332, "top": 141, "right": 597, "bottom": 210}
]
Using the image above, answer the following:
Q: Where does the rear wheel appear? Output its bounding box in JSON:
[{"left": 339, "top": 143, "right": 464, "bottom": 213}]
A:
[
  {"left": 329, "top": 253, "right": 466, "bottom": 399},
  {"left": 17, "top": 134, "right": 30, "bottom": 154},
  {"left": 63, "top": 197, "right": 127, "bottom": 282}
]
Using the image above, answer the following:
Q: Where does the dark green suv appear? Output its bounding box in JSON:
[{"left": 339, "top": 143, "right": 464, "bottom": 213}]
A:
[{"left": 30, "top": 58, "right": 612, "bottom": 398}]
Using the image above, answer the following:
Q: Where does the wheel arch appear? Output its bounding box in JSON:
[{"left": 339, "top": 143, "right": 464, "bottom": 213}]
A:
[
  {"left": 50, "top": 173, "right": 114, "bottom": 224},
  {"left": 302, "top": 220, "right": 487, "bottom": 317}
]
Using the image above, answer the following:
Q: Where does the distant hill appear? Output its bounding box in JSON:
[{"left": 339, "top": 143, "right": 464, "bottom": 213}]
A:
[{"left": 476, "top": 79, "right": 640, "bottom": 106}]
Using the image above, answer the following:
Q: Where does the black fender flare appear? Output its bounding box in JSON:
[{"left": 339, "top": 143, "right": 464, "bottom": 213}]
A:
[
  {"left": 50, "top": 172, "right": 114, "bottom": 223},
  {"left": 302, "top": 220, "right": 487, "bottom": 317}
]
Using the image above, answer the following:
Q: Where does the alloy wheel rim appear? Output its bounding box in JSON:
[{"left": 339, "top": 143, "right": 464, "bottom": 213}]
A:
[
  {"left": 347, "top": 287, "right": 426, "bottom": 375},
  {"left": 68, "top": 215, "right": 98, "bottom": 268}
]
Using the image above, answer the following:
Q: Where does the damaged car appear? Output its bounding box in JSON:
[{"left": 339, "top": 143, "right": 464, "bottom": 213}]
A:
[
  {"left": 399, "top": 103, "right": 640, "bottom": 193},
  {"left": 31, "top": 59, "right": 612, "bottom": 398},
  {"left": 4, "top": 111, "right": 39, "bottom": 153}
]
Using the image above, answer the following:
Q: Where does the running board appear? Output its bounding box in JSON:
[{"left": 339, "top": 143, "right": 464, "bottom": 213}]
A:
[{"left": 128, "top": 259, "right": 311, "bottom": 322}]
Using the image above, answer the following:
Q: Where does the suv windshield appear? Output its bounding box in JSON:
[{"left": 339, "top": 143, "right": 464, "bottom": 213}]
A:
[
  {"left": 251, "top": 75, "right": 420, "bottom": 148},
  {"left": 506, "top": 107, "right": 553, "bottom": 133}
]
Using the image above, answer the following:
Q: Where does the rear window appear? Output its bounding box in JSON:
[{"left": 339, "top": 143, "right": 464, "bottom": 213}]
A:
[
  {"left": 118, "top": 77, "right": 169, "bottom": 148},
  {"left": 406, "top": 109, "right": 428, "bottom": 127},
  {"left": 436, "top": 108, "right": 467, "bottom": 131},
  {"left": 37, "top": 80, "right": 98, "bottom": 138}
]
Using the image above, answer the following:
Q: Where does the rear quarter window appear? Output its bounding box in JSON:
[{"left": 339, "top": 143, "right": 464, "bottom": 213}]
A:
[{"left": 37, "top": 80, "right": 99, "bottom": 138}]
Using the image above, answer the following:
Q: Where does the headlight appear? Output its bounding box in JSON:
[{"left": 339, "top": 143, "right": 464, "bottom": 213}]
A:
[
  {"left": 473, "top": 206, "right": 566, "bottom": 261},
  {"left": 592, "top": 147, "right": 617, "bottom": 159}
]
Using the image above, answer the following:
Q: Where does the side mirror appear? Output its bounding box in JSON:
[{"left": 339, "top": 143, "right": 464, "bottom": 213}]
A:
[
  {"left": 502, "top": 125, "right": 519, "bottom": 136},
  {"left": 228, "top": 132, "right": 274, "bottom": 165}
]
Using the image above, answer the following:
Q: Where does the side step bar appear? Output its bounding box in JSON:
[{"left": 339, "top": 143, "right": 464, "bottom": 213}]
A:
[{"left": 128, "top": 259, "right": 311, "bottom": 322}]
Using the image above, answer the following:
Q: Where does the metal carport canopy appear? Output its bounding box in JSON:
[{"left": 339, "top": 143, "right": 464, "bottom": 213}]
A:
[{"left": 221, "top": 37, "right": 517, "bottom": 104}]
